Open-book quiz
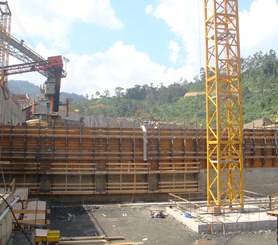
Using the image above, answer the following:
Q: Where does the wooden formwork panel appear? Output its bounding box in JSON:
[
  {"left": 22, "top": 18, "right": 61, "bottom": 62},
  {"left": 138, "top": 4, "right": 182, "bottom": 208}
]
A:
[
  {"left": 0, "top": 125, "right": 277, "bottom": 196},
  {"left": 244, "top": 128, "right": 278, "bottom": 167},
  {"left": 1, "top": 126, "right": 277, "bottom": 168},
  {"left": 0, "top": 162, "right": 200, "bottom": 196}
]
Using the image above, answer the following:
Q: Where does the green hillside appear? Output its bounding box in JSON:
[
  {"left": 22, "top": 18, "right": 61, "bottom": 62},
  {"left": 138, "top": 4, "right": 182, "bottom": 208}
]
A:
[{"left": 76, "top": 50, "right": 278, "bottom": 125}]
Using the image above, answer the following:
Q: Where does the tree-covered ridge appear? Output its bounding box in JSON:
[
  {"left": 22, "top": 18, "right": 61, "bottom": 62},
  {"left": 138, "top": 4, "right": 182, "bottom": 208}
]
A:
[
  {"left": 72, "top": 50, "right": 278, "bottom": 125},
  {"left": 241, "top": 50, "right": 278, "bottom": 123},
  {"left": 8, "top": 80, "right": 85, "bottom": 103}
]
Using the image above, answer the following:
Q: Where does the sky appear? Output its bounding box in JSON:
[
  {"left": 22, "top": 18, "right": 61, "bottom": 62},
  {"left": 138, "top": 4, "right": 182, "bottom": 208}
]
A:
[{"left": 7, "top": 0, "right": 278, "bottom": 96}]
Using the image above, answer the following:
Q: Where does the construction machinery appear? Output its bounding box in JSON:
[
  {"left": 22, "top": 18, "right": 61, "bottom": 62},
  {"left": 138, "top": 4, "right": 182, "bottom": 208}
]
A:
[
  {"left": 0, "top": 1, "right": 11, "bottom": 88},
  {"left": 25, "top": 112, "right": 62, "bottom": 126},
  {"left": 204, "top": 0, "right": 244, "bottom": 209},
  {"left": 2, "top": 55, "right": 66, "bottom": 113},
  {"left": 0, "top": 1, "right": 66, "bottom": 114}
]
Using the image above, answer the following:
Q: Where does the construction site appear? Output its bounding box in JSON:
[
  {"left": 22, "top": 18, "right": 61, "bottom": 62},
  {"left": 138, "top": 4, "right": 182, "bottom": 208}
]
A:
[{"left": 0, "top": 1, "right": 277, "bottom": 245}]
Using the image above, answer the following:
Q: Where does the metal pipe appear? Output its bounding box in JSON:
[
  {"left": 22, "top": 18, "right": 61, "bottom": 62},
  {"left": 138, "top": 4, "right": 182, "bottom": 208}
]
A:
[
  {"left": 0, "top": 196, "right": 20, "bottom": 222},
  {"left": 141, "top": 125, "right": 147, "bottom": 162}
]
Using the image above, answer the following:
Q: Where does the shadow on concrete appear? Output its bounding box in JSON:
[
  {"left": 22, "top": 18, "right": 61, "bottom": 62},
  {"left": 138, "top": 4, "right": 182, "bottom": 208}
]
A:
[{"left": 49, "top": 206, "right": 102, "bottom": 237}]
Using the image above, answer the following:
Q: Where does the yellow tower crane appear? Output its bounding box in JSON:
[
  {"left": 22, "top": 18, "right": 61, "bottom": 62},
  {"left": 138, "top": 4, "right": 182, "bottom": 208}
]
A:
[
  {"left": 204, "top": 0, "right": 244, "bottom": 208},
  {"left": 0, "top": 1, "right": 11, "bottom": 88}
]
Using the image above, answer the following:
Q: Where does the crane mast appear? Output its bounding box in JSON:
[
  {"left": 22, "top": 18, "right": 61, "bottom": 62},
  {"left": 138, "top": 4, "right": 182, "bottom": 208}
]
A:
[
  {"left": 0, "top": 1, "right": 11, "bottom": 88},
  {"left": 204, "top": 0, "right": 244, "bottom": 208}
]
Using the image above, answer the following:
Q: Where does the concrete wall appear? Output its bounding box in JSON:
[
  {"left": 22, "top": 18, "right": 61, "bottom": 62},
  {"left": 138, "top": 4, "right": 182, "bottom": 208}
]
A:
[
  {"left": 200, "top": 168, "right": 278, "bottom": 195},
  {"left": 244, "top": 168, "right": 278, "bottom": 195},
  {"left": 0, "top": 87, "right": 26, "bottom": 125}
]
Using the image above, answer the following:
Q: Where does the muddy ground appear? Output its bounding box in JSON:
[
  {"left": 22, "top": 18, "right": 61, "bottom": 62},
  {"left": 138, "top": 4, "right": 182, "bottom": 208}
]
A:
[{"left": 13, "top": 204, "right": 276, "bottom": 244}]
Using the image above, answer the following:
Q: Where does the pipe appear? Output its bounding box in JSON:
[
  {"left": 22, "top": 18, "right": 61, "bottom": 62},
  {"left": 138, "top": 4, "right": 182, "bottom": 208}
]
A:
[
  {"left": 0, "top": 196, "right": 20, "bottom": 222},
  {"left": 141, "top": 125, "right": 147, "bottom": 162},
  {"left": 66, "top": 98, "right": 69, "bottom": 117}
]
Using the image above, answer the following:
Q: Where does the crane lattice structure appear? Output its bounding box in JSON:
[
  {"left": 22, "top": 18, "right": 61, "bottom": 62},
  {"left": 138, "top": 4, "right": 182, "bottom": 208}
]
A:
[
  {"left": 0, "top": 1, "right": 11, "bottom": 87},
  {"left": 204, "top": 0, "right": 244, "bottom": 208},
  {"left": 0, "top": 1, "right": 66, "bottom": 112}
]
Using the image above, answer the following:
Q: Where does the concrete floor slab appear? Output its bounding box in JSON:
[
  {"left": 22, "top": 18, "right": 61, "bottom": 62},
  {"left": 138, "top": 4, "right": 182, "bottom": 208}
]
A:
[{"left": 166, "top": 204, "right": 277, "bottom": 234}]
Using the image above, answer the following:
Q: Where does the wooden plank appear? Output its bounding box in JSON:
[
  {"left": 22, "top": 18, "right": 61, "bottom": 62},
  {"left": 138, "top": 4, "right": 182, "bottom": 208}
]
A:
[
  {"left": 13, "top": 209, "right": 50, "bottom": 214},
  {"left": 14, "top": 220, "right": 50, "bottom": 225},
  {"left": 267, "top": 210, "right": 278, "bottom": 217}
]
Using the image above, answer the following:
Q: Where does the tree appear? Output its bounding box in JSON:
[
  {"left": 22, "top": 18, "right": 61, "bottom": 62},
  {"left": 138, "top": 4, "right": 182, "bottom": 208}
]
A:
[
  {"left": 104, "top": 90, "right": 110, "bottom": 98},
  {"left": 115, "top": 87, "right": 124, "bottom": 98},
  {"left": 199, "top": 67, "right": 206, "bottom": 82}
]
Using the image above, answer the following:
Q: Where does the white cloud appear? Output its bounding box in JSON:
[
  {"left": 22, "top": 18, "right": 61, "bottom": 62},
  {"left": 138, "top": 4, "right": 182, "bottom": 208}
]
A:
[
  {"left": 145, "top": 5, "right": 153, "bottom": 14},
  {"left": 147, "top": 0, "right": 278, "bottom": 77},
  {"left": 168, "top": 40, "right": 180, "bottom": 63},
  {"left": 9, "top": 0, "right": 123, "bottom": 50},
  {"left": 64, "top": 41, "right": 185, "bottom": 95},
  {"left": 239, "top": 0, "right": 278, "bottom": 56},
  {"left": 146, "top": 0, "right": 204, "bottom": 80}
]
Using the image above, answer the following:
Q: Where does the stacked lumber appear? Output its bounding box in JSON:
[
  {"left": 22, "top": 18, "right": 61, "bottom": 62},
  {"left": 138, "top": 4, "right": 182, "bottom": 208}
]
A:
[{"left": 13, "top": 199, "right": 49, "bottom": 228}]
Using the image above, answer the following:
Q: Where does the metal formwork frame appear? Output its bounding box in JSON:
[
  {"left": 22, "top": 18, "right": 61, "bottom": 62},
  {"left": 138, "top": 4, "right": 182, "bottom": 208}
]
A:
[{"left": 204, "top": 0, "right": 244, "bottom": 208}]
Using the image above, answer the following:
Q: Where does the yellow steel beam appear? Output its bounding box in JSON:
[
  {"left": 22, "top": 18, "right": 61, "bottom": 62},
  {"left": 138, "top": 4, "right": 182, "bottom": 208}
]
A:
[{"left": 204, "top": 0, "right": 244, "bottom": 208}]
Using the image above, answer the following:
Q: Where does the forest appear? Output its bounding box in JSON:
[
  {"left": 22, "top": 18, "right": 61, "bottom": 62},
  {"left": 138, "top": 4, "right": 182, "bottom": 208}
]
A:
[{"left": 75, "top": 50, "right": 278, "bottom": 126}]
